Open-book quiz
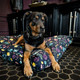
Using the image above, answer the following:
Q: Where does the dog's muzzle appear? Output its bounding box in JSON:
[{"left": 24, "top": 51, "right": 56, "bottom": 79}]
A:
[{"left": 40, "top": 27, "right": 45, "bottom": 33}]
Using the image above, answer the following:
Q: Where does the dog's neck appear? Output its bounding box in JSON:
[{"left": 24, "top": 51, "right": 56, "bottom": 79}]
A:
[{"left": 24, "top": 33, "right": 44, "bottom": 47}]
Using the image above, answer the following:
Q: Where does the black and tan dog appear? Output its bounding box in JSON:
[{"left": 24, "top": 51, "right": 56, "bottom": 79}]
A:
[{"left": 14, "top": 11, "right": 60, "bottom": 77}]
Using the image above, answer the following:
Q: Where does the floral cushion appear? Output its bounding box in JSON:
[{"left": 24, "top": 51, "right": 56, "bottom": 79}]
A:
[{"left": 0, "top": 35, "right": 72, "bottom": 71}]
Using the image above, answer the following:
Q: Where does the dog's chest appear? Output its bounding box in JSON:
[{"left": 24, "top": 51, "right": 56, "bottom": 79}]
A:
[{"left": 24, "top": 36, "right": 44, "bottom": 47}]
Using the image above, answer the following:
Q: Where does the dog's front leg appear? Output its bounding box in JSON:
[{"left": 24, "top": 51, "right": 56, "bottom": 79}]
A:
[
  {"left": 24, "top": 51, "right": 33, "bottom": 77},
  {"left": 45, "top": 48, "right": 60, "bottom": 72},
  {"left": 13, "top": 35, "right": 23, "bottom": 45}
]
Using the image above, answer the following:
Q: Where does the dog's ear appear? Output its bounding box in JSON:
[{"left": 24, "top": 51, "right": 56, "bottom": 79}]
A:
[
  {"left": 23, "top": 11, "right": 32, "bottom": 32},
  {"left": 23, "top": 11, "right": 32, "bottom": 19},
  {"left": 25, "top": 11, "right": 32, "bottom": 16}
]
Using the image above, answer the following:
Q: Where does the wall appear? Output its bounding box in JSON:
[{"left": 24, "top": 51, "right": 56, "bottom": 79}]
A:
[
  {"left": 0, "top": 0, "right": 31, "bottom": 36},
  {"left": 23, "top": 0, "right": 31, "bottom": 10},
  {"left": 0, "top": 0, "right": 12, "bottom": 36}
]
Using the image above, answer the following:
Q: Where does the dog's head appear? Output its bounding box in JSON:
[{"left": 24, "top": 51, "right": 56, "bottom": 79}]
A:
[{"left": 24, "top": 11, "right": 47, "bottom": 37}]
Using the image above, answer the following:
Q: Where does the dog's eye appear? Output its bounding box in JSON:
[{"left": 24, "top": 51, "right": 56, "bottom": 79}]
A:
[
  {"left": 35, "top": 16, "right": 39, "bottom": 19},
  {"left": 42, "top": 17, "right": 45, "bottom": 21}
]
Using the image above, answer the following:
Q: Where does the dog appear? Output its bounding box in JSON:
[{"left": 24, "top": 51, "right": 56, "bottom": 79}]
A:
[{"left": 13, "top": 11, "right": 60, "bottom": 77}]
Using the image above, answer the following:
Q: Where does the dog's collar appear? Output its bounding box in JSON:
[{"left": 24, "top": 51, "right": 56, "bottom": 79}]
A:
[
  {"left": 23, "top": 32, "right": 44, "bottom": 47},
  {"left": 29, "top": 33, "right": 42, "bottom": 40}
]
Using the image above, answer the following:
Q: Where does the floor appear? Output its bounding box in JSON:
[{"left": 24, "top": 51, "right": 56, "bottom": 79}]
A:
[{"left": 0, "top": 45, "right": 80, "bottom": 80}]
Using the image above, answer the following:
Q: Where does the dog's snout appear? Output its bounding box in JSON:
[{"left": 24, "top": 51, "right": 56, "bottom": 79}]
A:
[
  {"left": 40, "top": 27, "right": 45, "bottom": 33},
  {"left": 40, "top": 27, "right": 44, "bottom": 30}
]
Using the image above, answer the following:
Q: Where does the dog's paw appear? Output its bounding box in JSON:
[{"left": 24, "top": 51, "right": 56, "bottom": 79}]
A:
[
  {"left": 52, "top": 62, "right": 60, "bottom": 72},
  {"left": 24, "top": 66, "right": 33, "bottom": 78}
]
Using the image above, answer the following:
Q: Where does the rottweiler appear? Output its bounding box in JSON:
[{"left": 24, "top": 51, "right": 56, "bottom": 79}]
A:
[{"left": 14, "top": 11, "right": 60, "bottom": 77}]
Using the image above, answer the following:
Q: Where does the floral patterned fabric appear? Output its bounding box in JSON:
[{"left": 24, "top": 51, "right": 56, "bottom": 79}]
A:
[{"left": 0, "top": 35, "right": 72, "bottom": 71}]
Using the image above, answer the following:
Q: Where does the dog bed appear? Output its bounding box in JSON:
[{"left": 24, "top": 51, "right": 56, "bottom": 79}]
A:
[{"left": 0, "top": 35, "right": 72, "bottom": 71}]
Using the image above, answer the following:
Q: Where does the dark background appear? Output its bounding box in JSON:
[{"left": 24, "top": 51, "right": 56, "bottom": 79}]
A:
[{"left": 0, "top": 0, "right": 78, "bottom": 36}]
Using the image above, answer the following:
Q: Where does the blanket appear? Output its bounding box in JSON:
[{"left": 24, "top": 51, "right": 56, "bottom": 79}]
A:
[{"left": 0, "top": 35, "right": 72, "bottom": 71}]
